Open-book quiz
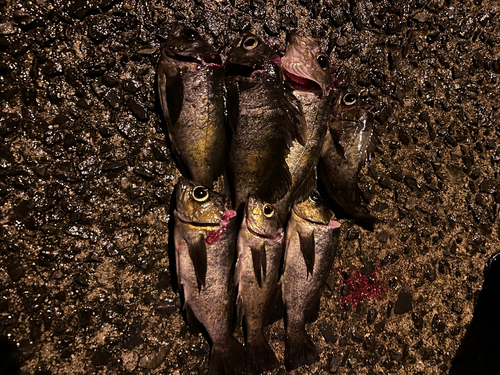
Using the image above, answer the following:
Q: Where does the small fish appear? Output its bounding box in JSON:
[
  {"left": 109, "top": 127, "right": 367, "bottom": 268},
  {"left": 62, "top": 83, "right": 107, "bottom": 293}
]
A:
[
  {"left": 157, "top": 25, "right": 226, "bottom": 188},
  {"left": 173, "top": 177, "right": 245, "bottom": 375},
  {"left": 281, "top": 191, "right": 341, "bottom": 371},
  {"left": 235, "top": 196, "right": 285, "bottom": 374},
  {"left": 275, "top": 32, "right": 336, "bottom": 221},
  {"left": 319, "top": 87, "right": 380, "bottom": 224},
  {"left": 225, "top": 32, "right": 305, "bottom": 211}
]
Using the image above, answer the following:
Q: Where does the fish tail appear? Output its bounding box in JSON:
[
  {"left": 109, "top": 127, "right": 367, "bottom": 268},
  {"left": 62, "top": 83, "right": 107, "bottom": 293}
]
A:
[
  {"left": 208, "top": 338, "right": 246, "bottom": 375},
  {"left": 284, "top": 326, "right": 319, "bottom": 371},
  {"left": 246, "top": 333, "right": 278, "bottom": 375}
]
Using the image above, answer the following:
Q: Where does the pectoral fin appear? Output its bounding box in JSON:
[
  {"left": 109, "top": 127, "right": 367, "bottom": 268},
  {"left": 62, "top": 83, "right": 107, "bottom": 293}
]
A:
[
  {"left": 298, "top": 229, "right": 315, "bottom": 277},
  {"left": 187, "top": 234, "right": 207, "bottom": 291},
  {"left": 251, "top": 243, "right": 267, "bottom": 287}
]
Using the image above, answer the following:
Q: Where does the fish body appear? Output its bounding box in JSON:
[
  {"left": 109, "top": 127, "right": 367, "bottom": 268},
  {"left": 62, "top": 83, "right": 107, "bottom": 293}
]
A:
[
  {"left": 274, "top": 33, "right": 336, "bottom": 222},
  {"left": 225, "top": 32, "right": 305, "bottom": 211},
  {"left": 173, "top": 177, "right": 244, "bottom": 375},
  {"left": 157, "top": 26, "right": 226, "bottom": 188},
  {"left": 281, "top": 192, "right": 341, "bottom": 370},
  {"left": 319, "top": 88, "right": 380, "bottom": 224},
  {"left": 235, "top": 196, "right": 284, "bottom": 374}
]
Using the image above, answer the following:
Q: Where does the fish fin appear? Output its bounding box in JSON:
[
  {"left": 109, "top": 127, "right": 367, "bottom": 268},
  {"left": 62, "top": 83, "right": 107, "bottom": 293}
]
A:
[
  {"left": 298, "top": 229, "right": 315, "bottom": 277},
  {"left": 209, "top": 339, "right": 246, "bottom": 375},
  {"left": 250, "top": 243, "right": 266, "bottom": 287},
  {"left": 236, "top": 292, "right": 244, "bottom": 328},
  {"left": 247, "top": 333, "right": 278, "bottom": 375},
  {"left": 292, "top": 167, "right": 317, "bottom": 204},
  {"left": 334, "top": 187, "right": 381, "bottom": 225},
  {"left": 187, "top": 234, "right": 207, "bottom": 291},
  {"left": 328, "top": 122, "right": 348, "bottom": 157},
  {"left": 157, "top": 58, "right": 171, "bottom": 125},
  {"left": 284, "top": 85, "right": 307, "bottom": 146},
  {"left": 305, "top": 290, "right": 322, "bottom": 324},
  {"left": 158, "top": 62, "right": 184, "bottom": 127},
  {"left": 265, "top": 283, "right": 285, "bottom": 326},
  {"left": 284, "top": 327, "right": 319, "bottom": 371},
  {"left": 256, "top": 161, "right": 292, "bottom": 203},
  {"left": 184, "top": 302, "right": 203, "bottom": 334}
]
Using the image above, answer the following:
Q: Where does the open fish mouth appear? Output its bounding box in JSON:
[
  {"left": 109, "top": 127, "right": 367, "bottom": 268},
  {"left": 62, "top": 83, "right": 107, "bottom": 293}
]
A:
[
  {"left": 202, "top": 52, "right": 223, "bottom": 67},
  {"left": 174, "top": 209, "right": 222, "bottom": 227},
  {"left": 282, "top": 67, "right": 322, "bottom": 92}
]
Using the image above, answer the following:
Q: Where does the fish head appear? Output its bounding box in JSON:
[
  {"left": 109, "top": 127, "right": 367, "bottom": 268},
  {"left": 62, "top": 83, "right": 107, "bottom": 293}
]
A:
[
  {"left": 281, "top": 32, "right": 333, "bottom": 95},
  {"left": 244, "top": 196, "right": 283, "bottom": 240},
  {"left": 292, "top": 191, "right": 338, "bottom": 227},
  {"left": 332, "top": 88, "right": 374, "bottom": 124},
  {"left": 174, "top": 177, "right": 227, "bottom": 225},
  {"left": 225, "top": 32, "right": 280, "bottom": 76},
  {"left": 161, "top": 25, "right": 222, "bottom": 67}
]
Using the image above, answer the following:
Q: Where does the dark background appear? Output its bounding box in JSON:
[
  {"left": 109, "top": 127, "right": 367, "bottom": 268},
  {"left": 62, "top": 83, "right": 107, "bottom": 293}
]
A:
[{"left": 0, "top": 0, "right": 499, "bottom": 373}]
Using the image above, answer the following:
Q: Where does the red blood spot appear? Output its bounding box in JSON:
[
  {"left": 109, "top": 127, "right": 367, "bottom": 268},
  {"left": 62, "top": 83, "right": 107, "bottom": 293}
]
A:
[
  {"left": 205, "top": 227, "right": 224, "bottom": 244},
  {"left": 205, "top": 209, "right": 236, "bottom": 244},
  {"left": 339, "top": 266, "right": 385, "bottom": 311}
]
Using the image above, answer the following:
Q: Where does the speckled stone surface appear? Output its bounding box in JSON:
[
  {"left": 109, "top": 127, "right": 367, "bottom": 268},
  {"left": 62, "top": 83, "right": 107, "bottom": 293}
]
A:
[{"left": 0, "top": 0, "right": 499, "bottom": 374}]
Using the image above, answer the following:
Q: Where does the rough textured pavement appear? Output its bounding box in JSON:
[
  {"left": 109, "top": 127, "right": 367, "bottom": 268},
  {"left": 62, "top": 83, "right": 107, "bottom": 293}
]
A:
[{"left": 0, "top": 0, "right": 499, "bottom": 374}]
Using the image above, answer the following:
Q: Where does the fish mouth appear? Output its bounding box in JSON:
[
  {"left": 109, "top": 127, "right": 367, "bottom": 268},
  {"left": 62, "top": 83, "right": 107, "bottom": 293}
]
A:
[
  {"left": 247, "top": 225, "right": 283, "bottom": 242},
  {"left": 202, "top": 52, "right": 223, "bottom": 67},
  {"left": 225, "top": 54, "right": 279, "bottom": 77},
  {"left": 282, "top": 67, "right": 323, "bottom": 93},
  {"left": 174, "top": 209, "right": 222, "bottom": 227},
  {"left": 244, "top": 214, "right": 283, "bottom": 241},
  {"left": 224, "top": 62, "right": 264, "bottom": 77},
  {"left": 164, "top": 51, "right": 223, "bottom": 68}
]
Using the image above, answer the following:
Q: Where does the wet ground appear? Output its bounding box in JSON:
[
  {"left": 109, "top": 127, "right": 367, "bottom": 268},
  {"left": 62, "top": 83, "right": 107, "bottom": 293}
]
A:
[{"left": 0, "top": 0, "right": 499, "bottom": 374}]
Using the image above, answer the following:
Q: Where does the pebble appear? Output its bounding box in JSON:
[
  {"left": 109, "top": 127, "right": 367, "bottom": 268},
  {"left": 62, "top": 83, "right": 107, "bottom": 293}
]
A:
[
  {"left": 91, "top": 349, "right": 112, "bottom": 366},
  {"left": 139, "top": 346, "right": 169, "bottom": 369},
  {"left": 317, "top": 320, "right": 337, "bottom": 344},
  {"left": 394, "top": 290, "right": 412, "bottom": 315}
]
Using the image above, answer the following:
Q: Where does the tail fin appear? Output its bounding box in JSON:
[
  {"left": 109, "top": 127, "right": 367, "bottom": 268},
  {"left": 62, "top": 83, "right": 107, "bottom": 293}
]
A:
[
  {"left": 285, "top": 327, "right": 319, "bottom": 371},
  {"left": 209, "top": 338, "right": 246, "bottom": 375},
  {"left": 246, "top": 333, "right": 278, "bottom": 375}
]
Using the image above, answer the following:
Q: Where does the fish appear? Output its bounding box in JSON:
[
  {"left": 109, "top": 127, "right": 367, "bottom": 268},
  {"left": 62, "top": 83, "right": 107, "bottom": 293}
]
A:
[
  {"left": 157, "top": 25, "right": 226, "bottom": 188},
  {"left": 281, "top": 191, "right": 341, "bottom": 370},
  {"left": 318, "top": 86, "right": 380, "bottom": 224},
  {"left": 173, "top": 177, "right": 245, "bottom": 375},
  {"left": 225, "top": 31, "right": 305, "bottom": 212},
  {"left": 274, "top": 32, "right": 336, "bottom": 222},
  {"left": 234, "top": 196, "right": 285, "bottom": 374}
]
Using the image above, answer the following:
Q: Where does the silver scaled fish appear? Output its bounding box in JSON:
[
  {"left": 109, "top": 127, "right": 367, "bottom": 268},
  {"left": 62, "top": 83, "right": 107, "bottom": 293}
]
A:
[{"left": 173, "top": 177, "right": 245, "bottom": 375}]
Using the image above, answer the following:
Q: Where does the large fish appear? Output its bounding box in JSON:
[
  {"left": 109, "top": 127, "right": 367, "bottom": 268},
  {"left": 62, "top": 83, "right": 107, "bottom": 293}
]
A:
[
  {"left": 281, "top": 191, "right": 341, "bottom": 370},
  {"left": 157, "top": 25, "right": 226, "bottom": 188},
  {"left": 225, "top": 32, "right": 305, "bottom": 212},
  {"left": 274, "top": 32, "right": 336, "bottom": 222},
  {"left": 173, "top": 177, "right": 245, "bottom": 375},
  {"left": 319, "top": 87, "right": 380, "bottom": 224},
  {"left": 235, "top": 196, "right": 285, "bottom": 374}
]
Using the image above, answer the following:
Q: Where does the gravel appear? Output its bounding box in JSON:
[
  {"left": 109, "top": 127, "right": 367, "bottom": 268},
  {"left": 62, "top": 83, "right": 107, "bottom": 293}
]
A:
[{"left": 1, "top": 0, "right": 499, "bottom": 373}]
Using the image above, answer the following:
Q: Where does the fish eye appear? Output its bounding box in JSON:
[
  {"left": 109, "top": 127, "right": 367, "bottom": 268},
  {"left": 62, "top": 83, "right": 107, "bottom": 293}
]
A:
[
  {"left": 193, "top": 186, "right": 209, "bottom": 202},
  {"left": 263, "top": 203, "right": 274, "bottom": 218},
  {"left": 309, "top": 191, "right": 321, "bottom": 203},
  {"left": 316, "top": 54, "right": 329, "bottom": 69},
  {"left": 183, "top": 28, "right": 199, "bottom": 40},
  {"left": 343, "top": 93, "right": 357, "bottom": 106},
  {"left": 243, "top": 36, "right": 259, "bottom": 50}
]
